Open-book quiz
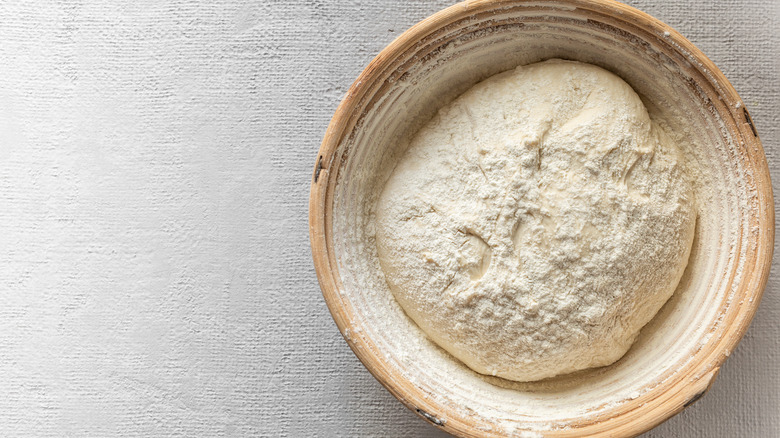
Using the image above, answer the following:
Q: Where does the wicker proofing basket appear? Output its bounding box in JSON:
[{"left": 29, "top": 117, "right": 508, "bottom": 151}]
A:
[{"left": 309, "top": 1, "right": 774, "bottom": 436}]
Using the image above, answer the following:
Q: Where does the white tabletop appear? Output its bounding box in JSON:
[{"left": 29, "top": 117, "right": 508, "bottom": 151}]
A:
[{"left": 0, "top": 1, "right": 777, "bottom": 436}]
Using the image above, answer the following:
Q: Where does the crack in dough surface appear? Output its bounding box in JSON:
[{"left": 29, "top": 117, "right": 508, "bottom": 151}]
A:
[{"left": 375, "top": 60, "right": 696, "bottom": 382}]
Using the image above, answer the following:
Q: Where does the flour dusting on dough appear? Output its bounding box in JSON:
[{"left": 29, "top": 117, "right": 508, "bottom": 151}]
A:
[{"left": 375, "top": 60, "right": 696, "bottom": 382}]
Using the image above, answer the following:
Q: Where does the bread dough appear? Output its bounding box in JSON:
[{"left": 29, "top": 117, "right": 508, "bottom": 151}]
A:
[{"left": 375, "top": 60, "right": 696, "bottom": 382}]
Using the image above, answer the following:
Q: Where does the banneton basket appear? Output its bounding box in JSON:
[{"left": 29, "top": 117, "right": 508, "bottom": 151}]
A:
[{"left": 309, "top": 1, "right": 774, "bottom": 436}]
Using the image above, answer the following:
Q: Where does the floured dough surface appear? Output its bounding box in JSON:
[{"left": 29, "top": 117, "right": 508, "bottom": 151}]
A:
[{"left": 375, "top": 59, "right": 696, "bottom": 382}]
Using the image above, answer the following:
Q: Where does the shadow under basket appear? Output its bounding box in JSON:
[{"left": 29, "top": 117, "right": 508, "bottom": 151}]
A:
[{"left": 309, "top": 1, "right": 774, "bottom": 436}]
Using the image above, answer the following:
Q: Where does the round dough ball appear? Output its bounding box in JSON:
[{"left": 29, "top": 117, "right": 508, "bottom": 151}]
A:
[{"left": 375, "top": 59, "right": 695, "bottom": 382}]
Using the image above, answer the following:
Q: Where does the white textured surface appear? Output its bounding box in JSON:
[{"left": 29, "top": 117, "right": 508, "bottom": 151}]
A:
[{"left": 0, "top": 1, "right": 777, "bottom": 437}]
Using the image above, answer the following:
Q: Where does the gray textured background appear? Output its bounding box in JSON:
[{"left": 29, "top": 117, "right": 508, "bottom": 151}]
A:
[{"left": 0, "top": 1, "right": 777, "bottom": 437}]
